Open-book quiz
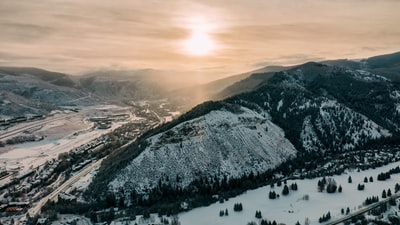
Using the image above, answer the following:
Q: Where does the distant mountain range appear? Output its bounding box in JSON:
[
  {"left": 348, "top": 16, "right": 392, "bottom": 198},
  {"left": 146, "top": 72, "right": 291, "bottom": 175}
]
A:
[{"left": 2, "top": 51, "right": 399, "bottom": 119}]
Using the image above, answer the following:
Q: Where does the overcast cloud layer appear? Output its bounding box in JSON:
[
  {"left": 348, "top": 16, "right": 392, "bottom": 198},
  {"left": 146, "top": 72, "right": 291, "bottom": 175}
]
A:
[{"left": 0, "top": 0, "right": 399, "bottom": 79}]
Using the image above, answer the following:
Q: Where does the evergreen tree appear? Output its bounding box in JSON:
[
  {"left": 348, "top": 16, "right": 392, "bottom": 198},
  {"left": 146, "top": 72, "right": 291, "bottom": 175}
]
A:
[
  {"left": 338, "top": 185, "right": 342, "bottom": 193},
  {"left": 143, "top": 210, "right": 150, "bottom": 219},
  {"left": 387, "top": 188, "right": 392, "bottom": 197},
  {"left": 282, "top": 185, "right": 289, "bottom": 196},
  {"left": 326, "top": 179, "right": 337, "bottom": 193},
  {"left": 225, "top": 208, "right": 228, "bottom": 216},
  {"left": 255, "top": 210, "right": 262, "bottom": 219},
  {"left": 395, "top": 183, "right": 400, "bottom": 193},
  {"left": 348, "top": 176, "right": 352, "bottom": 183},
  {"left": 365, "top": 197, "right": 371, "bottom": 205},
  {"left": 369, "top": 176, "right": 373, "bottom": 182},
  {"left": 389, "top": 197, "right": 396, "bottom": 206},
  {"left": 269, "top": 191, "right": 277, "bottom": 199},
  {"left": 317, "top": 180, "right": 323, "bottom": 192},
  {"left": 234, "top": 203, "right": 243, "bottom": 212},
  {"left": 364, "top": 177, "right": 368, "bottom": 183},
  {"left": 170, "top": 215, "right": 180, "bottom": 225},
  {"left": 382, "top": 189, "right": 387, "bottom": 198}
]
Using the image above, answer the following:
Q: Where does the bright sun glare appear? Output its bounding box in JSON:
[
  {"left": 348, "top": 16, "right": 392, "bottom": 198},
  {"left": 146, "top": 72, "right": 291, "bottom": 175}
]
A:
[
  {"left": 184, "top": 31, "right": 216, "bottom": 56},
  {"left": 182, "top": 17, "right": 217, "bottom": 56}
]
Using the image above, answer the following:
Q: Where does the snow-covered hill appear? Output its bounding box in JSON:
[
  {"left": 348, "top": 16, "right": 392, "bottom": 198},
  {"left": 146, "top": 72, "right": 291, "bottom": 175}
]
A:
[
  {"left": 230, "top": 63, "right": 398, "bottom": 152},
  {"left": 0, "top": 68, "right": 92, "bottom": 117},
  {"left": 109, "top": 106, "right": 296, "bottom": 194},
  {"left": 88, "top": 54, "right": 400, "bottom": 215}
]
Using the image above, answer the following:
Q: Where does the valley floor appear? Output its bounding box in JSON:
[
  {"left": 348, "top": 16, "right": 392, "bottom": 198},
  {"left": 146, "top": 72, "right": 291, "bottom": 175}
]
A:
[{"left": 179, "top": 160, "right": 400, "bottom": 225}]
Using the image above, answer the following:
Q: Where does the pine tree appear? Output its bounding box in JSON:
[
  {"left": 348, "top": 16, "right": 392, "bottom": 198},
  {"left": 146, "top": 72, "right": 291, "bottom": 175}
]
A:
[
  {"left": 225, "top": 208, "right": 229, "bottom": 216},
  {"left": 395, "top": 183, "right": 400, "bottom": 193},
  {"left": 269, "top": 191, "right": 276, "bottom": 199},
  {"left": 369, "top": 176, "right": 373, "bottom": 182},
  {"left": 364, "top": 177, "right": 368, "bottom": 183},
  {"left": 389, "top": 197, "right": 396, "bottom": 206},
  {"left": 282, "top": 185, "right": 289, "bottom": 196},
  {"left": 170, "top": 215, "right": 180, "bottom": 225},
  {"left": 387, "top": 188, "right": 392, "bottom": 197},
  {"left": 348, "top": 176, "right": 352, "bottom": 183},
  {"left": 234, "top": 203, "right": 243, "bottom": 212},
  {"left": 338, "top": 185, "right": 342, "bottom": 193},
  {"left": 255, "top": 210, "right": 262, "bottom": 219},
  {"left": 382, "top": 189, "right": 387, "bottom": 198},
  {"left": 317, "top": 180, "right": 323, "bottom": 192},
  {"left": 326, "top": 179, "right": 337, "bottom": 193}
]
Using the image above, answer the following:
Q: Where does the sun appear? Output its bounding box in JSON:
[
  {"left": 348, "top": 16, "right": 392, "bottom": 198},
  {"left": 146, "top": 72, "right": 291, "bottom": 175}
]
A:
[
  {"left": 181, "top": 16, "right": 218, "bottom": 56},
  {"left": 184, "top": 30, "right": 216, "bottom": 56}
]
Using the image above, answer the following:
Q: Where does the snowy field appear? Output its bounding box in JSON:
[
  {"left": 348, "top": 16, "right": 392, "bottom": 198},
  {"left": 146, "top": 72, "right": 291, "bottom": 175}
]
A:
[
  {"left": 0, "top": 105, "right": 135, "bottom": 186},
  {"left": 179, "top": 161, "right": 400, "bottom": 225}
]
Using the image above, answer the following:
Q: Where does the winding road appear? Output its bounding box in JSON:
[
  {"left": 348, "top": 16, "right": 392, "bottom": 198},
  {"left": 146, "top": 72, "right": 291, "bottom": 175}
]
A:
[
  {"left": 28, "top": 159, "right": 103, "bottom": 217},
  {"left": 325, "top": 193, "right": 400, "bottom": 225}
]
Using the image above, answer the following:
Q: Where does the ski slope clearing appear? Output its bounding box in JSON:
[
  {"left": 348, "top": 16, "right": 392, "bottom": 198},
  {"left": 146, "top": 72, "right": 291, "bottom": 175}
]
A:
[{"left": 180, "top": 160, "right": 400, "bottom": 225}]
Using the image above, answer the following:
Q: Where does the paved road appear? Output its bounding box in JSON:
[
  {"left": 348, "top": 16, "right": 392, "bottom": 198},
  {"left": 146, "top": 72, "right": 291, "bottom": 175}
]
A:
[
  {"left": 28, "top": 159, "right": 103, "bottom": 217},
  {"left": 325, "top": 193, "right": 400, "bottom": 225},
  {"left": 27, "top": 117, "right": 162, "bottom": 217}
]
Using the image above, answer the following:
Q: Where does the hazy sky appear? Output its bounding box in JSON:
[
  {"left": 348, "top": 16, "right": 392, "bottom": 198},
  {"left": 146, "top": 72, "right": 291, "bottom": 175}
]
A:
[{"left": 1, "top": 0, "right": 400, "bottom": 80}]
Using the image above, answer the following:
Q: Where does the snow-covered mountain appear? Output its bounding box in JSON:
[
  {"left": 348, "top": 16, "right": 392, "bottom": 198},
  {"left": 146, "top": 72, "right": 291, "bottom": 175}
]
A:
[
  {"left": 109, "top": 106, "right": 296, "bottom": 194},
  {"left": 90, "top": 55, "right": 400, "bottom": 210},
  {"left": 0, "top": 67, "right": 91, "bottom": 117},
  {"left": 229, "top": 62, "right": 399, "bottom": 152}
]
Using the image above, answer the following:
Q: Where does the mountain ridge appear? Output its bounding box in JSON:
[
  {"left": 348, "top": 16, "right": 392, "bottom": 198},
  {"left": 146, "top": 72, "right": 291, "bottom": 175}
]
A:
[{"left": 88, "top": 53, "right": 400, "bottom": 211}]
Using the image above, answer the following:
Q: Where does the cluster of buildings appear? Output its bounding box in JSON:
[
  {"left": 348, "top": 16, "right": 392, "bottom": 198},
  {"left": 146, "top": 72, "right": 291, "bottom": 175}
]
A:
[{"left": 0, "top": 115, "right": 45, "bottom": 127}]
